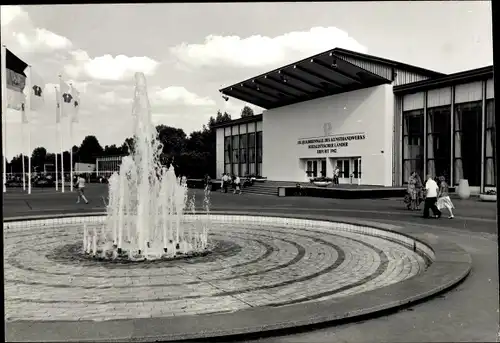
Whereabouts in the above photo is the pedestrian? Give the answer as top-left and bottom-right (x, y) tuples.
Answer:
(333, 166), (340, 185)
(436, 176), (455, 219)
(75, 174), (89, 204)
(233, 175), (242, 194)
(222, 173), (229, 193)
(423, 174), (441, 219)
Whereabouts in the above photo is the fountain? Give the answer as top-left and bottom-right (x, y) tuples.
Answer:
(85, 72), (210, 261)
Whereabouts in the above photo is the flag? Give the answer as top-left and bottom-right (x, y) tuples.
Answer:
(71, 85), (80, 123)
(21, 103), (28, 124)
(3, 48), (28, 111)
(59, 78), (73, 117)
(25, 67), (46, 110)
(55, 87), (61, 124)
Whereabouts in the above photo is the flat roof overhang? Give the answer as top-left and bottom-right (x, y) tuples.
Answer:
(220, 51), (393, 110)
(393, 65), (493, 94)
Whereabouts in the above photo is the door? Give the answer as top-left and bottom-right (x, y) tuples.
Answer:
(312, 161), (318, 177)
(337, 159), (350, 184)
(321, 159), (327, 177)
(352, 158), (362, 184)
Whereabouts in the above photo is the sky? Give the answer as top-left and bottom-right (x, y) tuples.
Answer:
(0, 1), (493, 160)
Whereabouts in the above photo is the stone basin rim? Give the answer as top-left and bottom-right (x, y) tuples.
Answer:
(4, 211), (472, 342)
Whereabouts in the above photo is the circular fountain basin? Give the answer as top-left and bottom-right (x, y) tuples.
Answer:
(4, 213), (471, 342)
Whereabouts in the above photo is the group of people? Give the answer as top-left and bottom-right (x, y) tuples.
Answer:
(220, 173), (242, 194)
(405, 172), (454, 219)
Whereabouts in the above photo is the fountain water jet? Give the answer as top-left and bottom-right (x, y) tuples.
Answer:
(86, 72), (210, 261)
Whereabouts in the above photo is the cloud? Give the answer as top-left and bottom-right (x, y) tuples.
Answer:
(223, 100), (261, 118)
(64, 49), (160, 81)
(170, 26), (367, 69)
(151, 86), (215, 107)
(1, 5), (72, 53)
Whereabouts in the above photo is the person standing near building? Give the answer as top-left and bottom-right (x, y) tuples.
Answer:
(222, 173), (229, 193)
(75, 174), (89, 204)
(233, 175), (242, 194)
(436, 176), (454, 219)
(423, 175), (441, 219)
(333, 166), (340, 185)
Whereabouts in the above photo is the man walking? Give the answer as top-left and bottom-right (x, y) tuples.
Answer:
(423, 174), (441, 219)
(222, 173), (229, 193)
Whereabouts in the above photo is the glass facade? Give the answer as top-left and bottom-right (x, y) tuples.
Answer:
(403, 109), (424, 182)
(484, 99), (495, 186)
(223, 120), (262, 177)
(401, 79), (495, 190)
(427, 105), (451, 182)
(453, 101), (482, 186)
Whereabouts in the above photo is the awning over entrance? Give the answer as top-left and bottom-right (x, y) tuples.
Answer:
(219, 49), (395, 110)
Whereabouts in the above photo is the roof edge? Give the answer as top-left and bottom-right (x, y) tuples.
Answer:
(332, 48), (446, 77)
(219, 47), (446, 94)
(211, 114), (263, 129)
(393, 65), (493, 94)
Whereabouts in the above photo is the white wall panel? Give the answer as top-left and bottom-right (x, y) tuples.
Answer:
(486, 78), (494, 99)
(216, 128), (225, 177)
(256, 121), (263, 132)
(427, 87), (451, 107)
(261, 85), (395, 186)
(455, 81), (482, 104)
(239, 124), (247, 134)
(403, 92), (424, 111)
(224, 127), (231, 136)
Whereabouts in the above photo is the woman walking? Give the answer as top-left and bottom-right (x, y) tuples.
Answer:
(405, 172), (418, 210)
(74, 174), (89, 204)
(436, 176), (454, 219)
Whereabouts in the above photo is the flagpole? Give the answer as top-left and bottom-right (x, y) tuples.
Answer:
(2, 45), (8, 193)
(55, 87), (59, 191)
(58, 76), (65, 193)
(27, 66), (32, 195)
(69, 105), (73, 192)
(21, 120), (25, 190)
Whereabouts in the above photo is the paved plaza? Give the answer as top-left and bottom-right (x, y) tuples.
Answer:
(3, 185), (499, 342)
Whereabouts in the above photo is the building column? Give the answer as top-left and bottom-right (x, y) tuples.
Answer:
(423, 91), (428, 176)
(450, 87), (455, 186)
(480, 80), (487, 193)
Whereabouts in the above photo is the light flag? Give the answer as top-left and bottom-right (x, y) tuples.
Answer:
(4, 48), (28, 111)
(55, 87), (61, 124)
(59, 78), (73, 117)
(24, 67), (46, 111)
(71, 85), (80, 123)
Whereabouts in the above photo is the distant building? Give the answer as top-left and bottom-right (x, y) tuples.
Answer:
(95, 155), (126, 177)
(216, 48), (494, 194)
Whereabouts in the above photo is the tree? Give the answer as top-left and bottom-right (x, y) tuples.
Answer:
(78, 135), (104, 163)
(241, 105), (254, 118)
(31, 147), (47, 171)
(156, 125), (187, 159)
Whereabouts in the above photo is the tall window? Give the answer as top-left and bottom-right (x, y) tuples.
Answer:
(224, 136), (231, 174)
(454, 101), (482, 186)
(248, 132), (256, 175)
(256, 131), (263, 176)
(402, 109), (424, 183)
(239, 134), (247, 176)
(485, 99), (496, 186)
(427, 105), (451, 182)
(232, 135), (239, 175)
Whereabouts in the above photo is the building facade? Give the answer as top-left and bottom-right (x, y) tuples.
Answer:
(216, 48), (495, 192)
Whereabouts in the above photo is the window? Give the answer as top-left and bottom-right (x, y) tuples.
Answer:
(256, 131), (263, 163)
(485, 99), (495, 186)
(427, 105), (451, 183)
(239, 134), (247, 164)
(248, 133), (256, 163)
(224, 136), (231, 165)
(232, 135), (239, 164)
(402, 109), (424, 183)
(454, 101), (482, 186)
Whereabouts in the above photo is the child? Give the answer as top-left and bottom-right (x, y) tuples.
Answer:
(436, 176), (454, 219)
